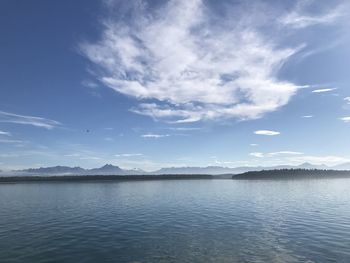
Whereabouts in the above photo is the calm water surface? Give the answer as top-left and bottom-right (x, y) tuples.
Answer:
(1, 179), (350, 262)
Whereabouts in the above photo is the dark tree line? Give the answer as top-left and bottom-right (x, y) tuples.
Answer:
(233, 169), (350, 180)
(0, 174), (212, 183)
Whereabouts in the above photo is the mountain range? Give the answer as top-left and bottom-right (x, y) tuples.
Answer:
(2, 162), (350, 176)
(10, 164), (144, 176)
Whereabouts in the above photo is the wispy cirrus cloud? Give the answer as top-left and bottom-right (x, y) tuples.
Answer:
(79, 156), (101, 160)
(254, 130), (280, 136)
(0, 130), (11, 136)
(81, 0), (344, 123)
(268, 151), (304, 156)
(281, 1), (344, 29)
(141, 134), (170, 138)
(301, 115), (313, 118)
(250, 151), (303, 158)
(63, 150), (103, 161)
(312, 88), (337, 93)
(64, 153), (81, 157)
(248, 151), (349, 166)
(250, 152), (264, 158)
(340, 117), (350, 123)
(0, 111), (61, 129)
(0, 139), (24, 144)
(115, 153), (143, 157)
(167, 127), (201, 131)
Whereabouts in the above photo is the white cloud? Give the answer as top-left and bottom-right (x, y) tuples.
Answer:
(0, 139), (23, 144)
(250, 143), (258, 147)
(0, 111), (61, 129)
(299, 37), (346, 60)
(301, 115), (313, 118)
(81, 0), (339, 122)
(344, 97), (350, 104)
(281, 1), (344, 29)
(268, 151), (303, 156)
(82, 80), (99, 89)
(0, 130), (11, 136)
(340, 117), (350, 123)
(82, 80), (101, 97)
(79, 156), (101, 160)
(250, 151), (303, 158)
(312, 88), (336, 93)
(250, 152), (264, 158)
(167, 127), (201, 131)
(254, 130), (280, 136)
(115, 153), (143, 157)
(141, 134), (170, 138)
(0, 153), (22, 158)
(64, 153), (81, 157)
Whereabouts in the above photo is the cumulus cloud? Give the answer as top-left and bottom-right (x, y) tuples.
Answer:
(0, 111), (60, 129)
(81, 0), (342, 122)
(312, 88), (336, 93)
(254, 130), (280, 136)
(344, 97), (350, 104)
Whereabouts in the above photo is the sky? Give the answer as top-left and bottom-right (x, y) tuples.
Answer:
(1, 0), (350, 171)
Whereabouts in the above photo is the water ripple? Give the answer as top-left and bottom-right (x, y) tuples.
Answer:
(1, 179), (350, 262)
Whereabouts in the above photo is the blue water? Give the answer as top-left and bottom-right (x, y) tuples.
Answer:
(1, 179), (350, 262)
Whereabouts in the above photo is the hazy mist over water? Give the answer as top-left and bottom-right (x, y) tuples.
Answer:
(1, 179), (350, 263)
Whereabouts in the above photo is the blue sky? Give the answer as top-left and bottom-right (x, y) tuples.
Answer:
(1, 0), (350, 171)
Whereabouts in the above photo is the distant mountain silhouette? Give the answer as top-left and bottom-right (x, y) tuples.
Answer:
(87, 164), (124, 175)
(6, 162), (350, 176)
(13, 164), (146, 176)
(154, 166), (235, 175)
(297, 162), (328, 169)
(19, 166), (85, 175)
(153, 163), (330, 175)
